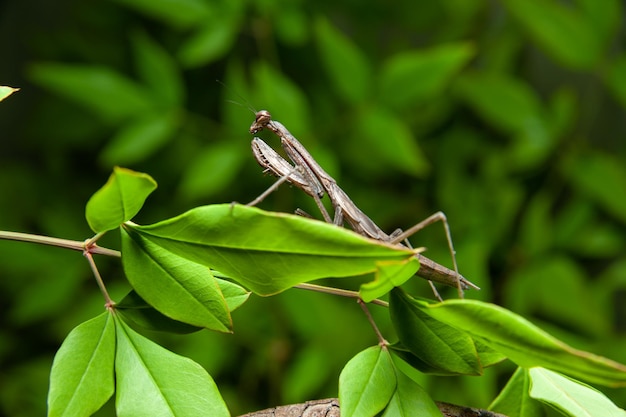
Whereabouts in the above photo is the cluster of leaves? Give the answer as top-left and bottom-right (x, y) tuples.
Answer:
(2, 0), (626, 415)
(40, 167), (625, 416)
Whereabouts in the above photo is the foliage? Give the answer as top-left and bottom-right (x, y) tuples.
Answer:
(1, 0), (626, 416)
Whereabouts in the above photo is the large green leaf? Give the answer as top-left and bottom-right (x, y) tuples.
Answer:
(489, 367), (544, 417)
(423, 299), (626, 387)
(528, 367), (626, 417)
(382, 370), (442, 417)
(114, 316), (229, 417)
(85, 167), (157, 233)
(314, 17), (371, 103)
(121, 228), (234, 332)
(48, 312), (115, 417)
(379, 42), (474, 109)
(389, 289), (481, 375)
(116, 291), (204, 334)
(339, 346), (396, 417)
(124, 204), (418, 295)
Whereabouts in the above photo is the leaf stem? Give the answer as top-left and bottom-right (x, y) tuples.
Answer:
(83, 250), (114, 308)
(358, 298), (388, 347)
(0, 230), (120, 257)
(294, 283), (389, 307)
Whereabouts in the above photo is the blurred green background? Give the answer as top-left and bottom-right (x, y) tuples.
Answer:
(1, 0), (626, 415)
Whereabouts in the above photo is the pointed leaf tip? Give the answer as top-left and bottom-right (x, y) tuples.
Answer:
(86, 167), (157, 233)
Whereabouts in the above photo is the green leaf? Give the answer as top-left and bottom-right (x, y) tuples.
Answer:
(28, 63), (154, 124)
(124, 204), (418, 295)
(116, 291), (204, 334)
(564, 152), (626, 224)
(114, 316), (230, 417)
(379, 42), (474, 109)
(178, 141), (247, 201)
(389, 290), (481, 375)
(215, 275), (250, 312)
(252, 62), (311, 135)
(339, 346), (396, 417)
(132, 30), (184, 107)
(48, 312), (115, 417)
(606, 54), (626, 109)
(110, 0), (212, 29)
(489, 367), (544, 417)
(423, 299), (626, 387)
(354, 107), (430, 177)
(382, 370), (442, 417)
(529, 367), (626, 417)
(85, 167), (157, 233)
(0, 86), (19, 102)
(360, 257), (420, 303)
(455, 72), (547, 136)
(99, 111), (179, 166)
(501, 0), (603, 69)
(178, 20), (239, 68)
(314, 17), (372, 103)
(121, 228), (234, 332)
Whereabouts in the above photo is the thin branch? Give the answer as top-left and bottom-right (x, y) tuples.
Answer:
(295, 283), (388, 307)
(0, 230), (120, 257)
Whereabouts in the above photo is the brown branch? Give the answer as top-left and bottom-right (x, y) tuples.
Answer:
(236, 398), (509, 417)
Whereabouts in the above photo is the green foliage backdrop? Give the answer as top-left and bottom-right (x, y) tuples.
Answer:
(1, 0), (625, 415)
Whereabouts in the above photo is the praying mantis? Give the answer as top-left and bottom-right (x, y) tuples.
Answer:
(248, 110), (479, 298)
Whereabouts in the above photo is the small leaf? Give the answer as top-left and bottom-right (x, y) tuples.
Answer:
(355, 107), (430, 177)
(0, 86), (19, 102)
(132, 30), (184, 107)
(529, 367), (626, 417)
(606, 54), (626, 109)
(382, 370), (442, 417)
(28, 63), (154, 124)
(85, 167), (157, 233)
(116, 291), (203, 334)
(110, 0), (212, 29)
(389, 289), (481, 375)
(424, 299), (626, 387)
(379, 43), (474, 109)
(48, 313), (115, 417)
(178, 141), (247, 201)
(99, 111), (179, 166)
(360, 257), (420, 303)
(114, 316), (230, 417)
(489, 367), (543, 417)
(125, 204), (417, 295)
(252, 62), (310, 135)
(178, 20), (239, 68)
(339, 346), (396, 417)
(501, 0), (602, 69)
(565, 151), (626, 224)
(314, 17), (371, 103)
(121, 228), (233, 332)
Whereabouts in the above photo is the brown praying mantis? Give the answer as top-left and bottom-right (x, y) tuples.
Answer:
(248, 110), (479, 298)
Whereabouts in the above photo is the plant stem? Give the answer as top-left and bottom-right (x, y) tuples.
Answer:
(83, 250), (114, 307)
(0, 230), (120, 257)
(295, 283), (389, 307)
(358, 298), (388, 347)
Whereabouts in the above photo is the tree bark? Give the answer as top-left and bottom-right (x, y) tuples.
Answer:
(236, 398), (509, 417)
